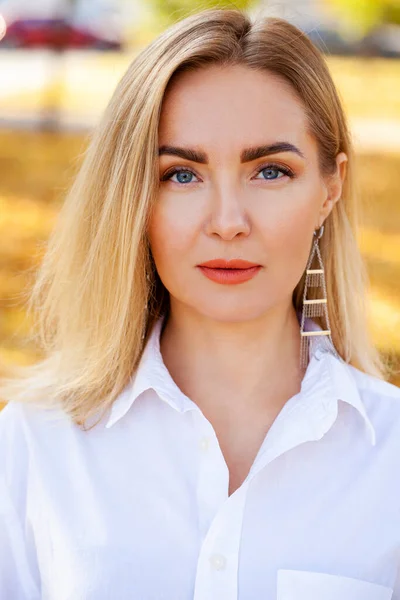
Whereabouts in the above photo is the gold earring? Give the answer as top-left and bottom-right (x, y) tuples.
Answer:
(299, 224), (341, 369)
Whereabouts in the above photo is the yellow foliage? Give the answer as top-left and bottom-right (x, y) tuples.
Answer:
(0, 131), (399, 386)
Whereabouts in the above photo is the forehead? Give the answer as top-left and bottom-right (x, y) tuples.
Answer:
(159, 64), (312, 155)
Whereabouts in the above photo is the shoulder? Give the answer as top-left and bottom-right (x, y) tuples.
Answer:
(0, 400), (86, 508)
(0, 399), (70, 439)
(0, 400), (75, 472)
(0, 399), (109, 470)
(0, 402), (43, 597)
(347, 364), (400, 436)
(0, 401), (28, 454)
(348, 365), (400, 402)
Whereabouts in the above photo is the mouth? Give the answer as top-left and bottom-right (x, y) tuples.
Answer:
(196, 259), (262, 285)
(197, 259), (261, 269)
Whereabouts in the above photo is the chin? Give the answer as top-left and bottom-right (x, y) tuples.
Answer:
(189, 301), (271, 323)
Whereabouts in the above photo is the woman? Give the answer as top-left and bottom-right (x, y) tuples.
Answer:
(0, 7), (399, 599)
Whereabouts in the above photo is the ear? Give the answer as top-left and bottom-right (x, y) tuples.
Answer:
(316, 152), (348, 229)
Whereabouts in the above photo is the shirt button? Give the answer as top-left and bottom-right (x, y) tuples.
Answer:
(209, 553), (226, 571)
(199, 436), (211, 452)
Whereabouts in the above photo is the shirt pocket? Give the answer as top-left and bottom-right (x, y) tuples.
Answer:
(277, 569), (393, 600)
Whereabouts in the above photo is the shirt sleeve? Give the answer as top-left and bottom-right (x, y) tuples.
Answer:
(0, 402), (41, 599)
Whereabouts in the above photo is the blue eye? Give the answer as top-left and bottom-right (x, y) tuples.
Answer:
(161, 163), (294, 185)
(163, 169), (198, 184)
(255, 165), (292, 180)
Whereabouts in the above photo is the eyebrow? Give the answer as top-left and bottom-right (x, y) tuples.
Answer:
(158, 142), (305, 163)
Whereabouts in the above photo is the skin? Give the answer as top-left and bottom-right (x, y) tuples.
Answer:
(148, 64), (347, 495)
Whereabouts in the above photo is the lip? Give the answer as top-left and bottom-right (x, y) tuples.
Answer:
(196, 258), (262, 285)
(198, 259), (261, 269)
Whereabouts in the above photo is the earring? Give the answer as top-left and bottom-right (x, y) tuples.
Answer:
(299, 224), (341, 369)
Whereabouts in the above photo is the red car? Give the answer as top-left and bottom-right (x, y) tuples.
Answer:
(0, 17), (122, 50)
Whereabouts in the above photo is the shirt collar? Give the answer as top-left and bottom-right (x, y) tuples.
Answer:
(105, 314), (376, 446)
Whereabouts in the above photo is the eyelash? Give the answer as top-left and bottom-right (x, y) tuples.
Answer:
(160, 163), (295, 184)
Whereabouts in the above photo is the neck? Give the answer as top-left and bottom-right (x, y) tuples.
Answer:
(159, 300), (303, 417)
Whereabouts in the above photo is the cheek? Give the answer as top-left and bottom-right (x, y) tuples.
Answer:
(260, 187), (320, 287)
(147, 198), (198, 277)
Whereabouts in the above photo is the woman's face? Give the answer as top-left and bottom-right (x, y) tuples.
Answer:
(148, 64), (346, 322)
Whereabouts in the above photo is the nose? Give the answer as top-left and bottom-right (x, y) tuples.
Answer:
(205, 182), (251, 240)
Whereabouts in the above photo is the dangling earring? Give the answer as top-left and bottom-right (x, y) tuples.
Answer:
(300, 224), (341, 369)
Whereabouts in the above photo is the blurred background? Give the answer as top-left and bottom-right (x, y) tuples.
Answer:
(0, 0), (399, 405)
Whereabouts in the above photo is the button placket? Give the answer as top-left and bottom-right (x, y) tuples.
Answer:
(193, 411), (229, 538)
(194, 480), (250, 600)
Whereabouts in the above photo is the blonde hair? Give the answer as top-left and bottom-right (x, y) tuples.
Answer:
(0, 8), (394, 429)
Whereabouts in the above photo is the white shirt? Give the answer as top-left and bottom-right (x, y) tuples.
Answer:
(1, 314), (400, 600)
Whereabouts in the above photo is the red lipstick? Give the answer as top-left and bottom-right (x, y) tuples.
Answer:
(197, 259), (262, 285)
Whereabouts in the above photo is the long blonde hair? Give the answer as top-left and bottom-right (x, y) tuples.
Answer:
(0, 8), (393, 429)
